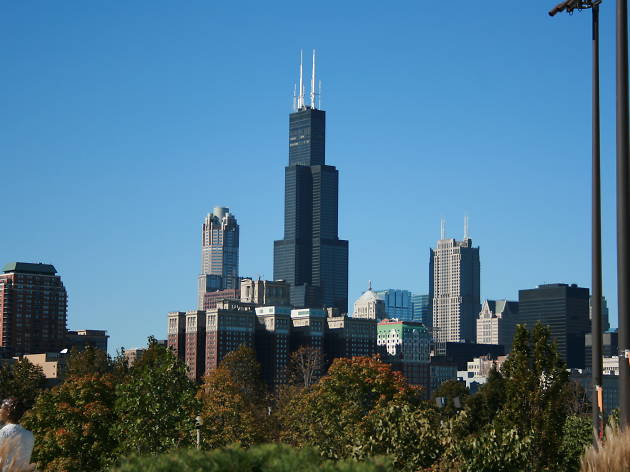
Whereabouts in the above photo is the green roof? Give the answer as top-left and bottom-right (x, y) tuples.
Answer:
(2, 262), (57, 275)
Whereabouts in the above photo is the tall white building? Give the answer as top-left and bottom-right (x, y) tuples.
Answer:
(430, 219), (480, 343)
(197, 207), (239, 308)
(476, 299), (519, 348)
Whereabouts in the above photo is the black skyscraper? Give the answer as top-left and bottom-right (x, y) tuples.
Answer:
(274, 105), (349, 313)
(515, 283), (590, 368)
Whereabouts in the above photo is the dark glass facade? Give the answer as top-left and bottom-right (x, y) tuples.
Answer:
(274, 107), (349, 313)
(515, 283), (590, 368)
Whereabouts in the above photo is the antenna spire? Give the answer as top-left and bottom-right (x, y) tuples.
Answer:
(464, 216), (469, 240)
(293, 83), (297, 112)
(310, 49), (317, 108)
(298, 50), (304, 109)
(440, 218), (446, 240)
(368, 280), (372, 291)
(318, 79), (322, 109)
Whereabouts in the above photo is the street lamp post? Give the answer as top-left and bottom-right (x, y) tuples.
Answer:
(548, 0), (604, 441)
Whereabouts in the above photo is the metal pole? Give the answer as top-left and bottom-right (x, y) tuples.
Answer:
(591, 3), (604, 442)
(617, 0), (630, 429)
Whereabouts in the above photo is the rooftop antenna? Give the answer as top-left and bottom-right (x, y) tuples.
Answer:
(292, 83), (297, 112)
(318, 79), (322, 109)
(464, 216), (469, 240)
(440, 218), (446, 240)
(298, 50), (304, 109)
(310, 49), (317, 109)
(368, 280), (372, 291)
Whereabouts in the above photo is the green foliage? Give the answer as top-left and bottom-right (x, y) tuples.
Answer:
(351, 401), (443, 471)
(278, 356), (422, 460)
(111, 444), (394, 472)
(112, 337), (199, 456)
(497, 323), (569, 471)
(22, 373), (117, 472)
(432, 379), (469, 418)
(463, 367), (506, 432)
(0, 358), (46, 409)
(451, 425), (533, 472)
(559, 415), (593, 472)
(198, 346), (270, 449)
(65, 346), (111, 377)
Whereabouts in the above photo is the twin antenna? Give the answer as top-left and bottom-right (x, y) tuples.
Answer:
(439, 217), (470, 240)
(293, 49), (321, 111)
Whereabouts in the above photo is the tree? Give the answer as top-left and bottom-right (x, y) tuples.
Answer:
(278, 356), (422, 460)
(22, 373), (118, 472)
(0, 359), (46, 409)
(497, 323), (570, 471)
(558, 415), (592, 472)
(432, 379), (469, 418)
(287, 346), (325, 388)
(198, 345), (270, 449)
(65, 346), (111, 377)
(351, 401), (443, 471)
(464, 367), (506, 432)
(112, 337), (199, 456)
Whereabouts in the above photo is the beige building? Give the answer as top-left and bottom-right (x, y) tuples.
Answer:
(476, 299), (519, 349)
(19, 353), (66, 380)
(240, 278), (290, 306)
(352, 282), (386, 320)
(124, 348), (146, 366)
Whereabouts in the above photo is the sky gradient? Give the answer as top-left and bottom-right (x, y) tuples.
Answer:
(1, 1), (624, 353)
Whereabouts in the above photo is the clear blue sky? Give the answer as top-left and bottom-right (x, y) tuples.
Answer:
(1, 1), (623, 353)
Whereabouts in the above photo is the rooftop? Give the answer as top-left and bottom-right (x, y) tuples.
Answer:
(2, 262), (57, 275)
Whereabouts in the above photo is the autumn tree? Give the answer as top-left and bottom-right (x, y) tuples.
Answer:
(0, 358), (46, 409)
(65, 346), (111, 377)
(198, 345), (270, 449)
(278, 356), (422, 460)
(112, 337), (198, 456)
(22, 373), (118, 472)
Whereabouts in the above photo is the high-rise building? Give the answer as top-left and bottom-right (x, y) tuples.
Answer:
(590, 295), (610, 333)
(240, 278), (290, 307)
(515, 283), (590, 368)
(185, 310), (206, 381)
(64, 330), (109, 353)
(198, 207), (239, 309)
(411, 293), (431, 326)
(202, 288), (241, 311)
(352, 282), (386, 320)
(326, 313), (377, 361)
(476, 299), (519, 349)
(273, 53), (349, 313)
(374, 289), (413, 321)
(430, 221), (481, 343)
(377, 319), (431, 391)
(255, 306), (292, 388)
(0, 262), (68, 356)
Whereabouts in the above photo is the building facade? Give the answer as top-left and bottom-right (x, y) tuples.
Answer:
(590, 295), (610, 333)
(64, 330), (109, 353)
(411, 293), (431, 326)
(240, 278), (290, 307)
(273, 74), (349, 313)
(585, 331), (618, 369)
(476, 299), (519, 349)
(326, 314), (377, 361)
(374, 289), (413, 321)
(352, 283), (386, 320)
(515, 283), (590, 368)
(255, 306), (292, 388)
(0, 262), (68, 356)
(377, 319), (431, 391)
(202, 288), (241, 311)
(430, 229), (480, 343)
(198, 207), (240, 308)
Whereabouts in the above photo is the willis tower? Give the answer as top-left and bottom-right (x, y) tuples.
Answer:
(274, 51), (349, 313)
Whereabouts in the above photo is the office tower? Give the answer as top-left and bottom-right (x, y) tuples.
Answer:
(255, 306), (292, 388)
(202, 288), (241, 311)
(326, 314), (377, 361)
(0, 262), (68, 356)
(273, 52), (349, 313)
(64, 330), (109, 353)
(377, 319), (431, 391)
(198, 207), (239, 309)
(515, 283), (590, 368)
(167, 311), (187, 362)
(430, 220), (481, 343)
(374, 289), (413, 321)
(585, 331), (618, 369)
(240, 278), (290, 306)
(185, 310), (206, 381)
(476, 299), (519, 349)
(411, 293), (432, 326)
(352, 282), (386, 320)
(590, 295), (610, 333)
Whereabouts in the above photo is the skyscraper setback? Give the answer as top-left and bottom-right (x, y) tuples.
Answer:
(198, 207), (239, 309)
(430, 219), (481, 343)
(274, 52), (349, 313)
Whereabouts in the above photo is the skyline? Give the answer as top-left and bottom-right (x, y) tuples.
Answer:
(2, 2), (621, 353)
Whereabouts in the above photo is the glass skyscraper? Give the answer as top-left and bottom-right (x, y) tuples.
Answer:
(273, 103), (348, 313)
(411, 293), (432, 326)
(374, 289), (413, 321)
